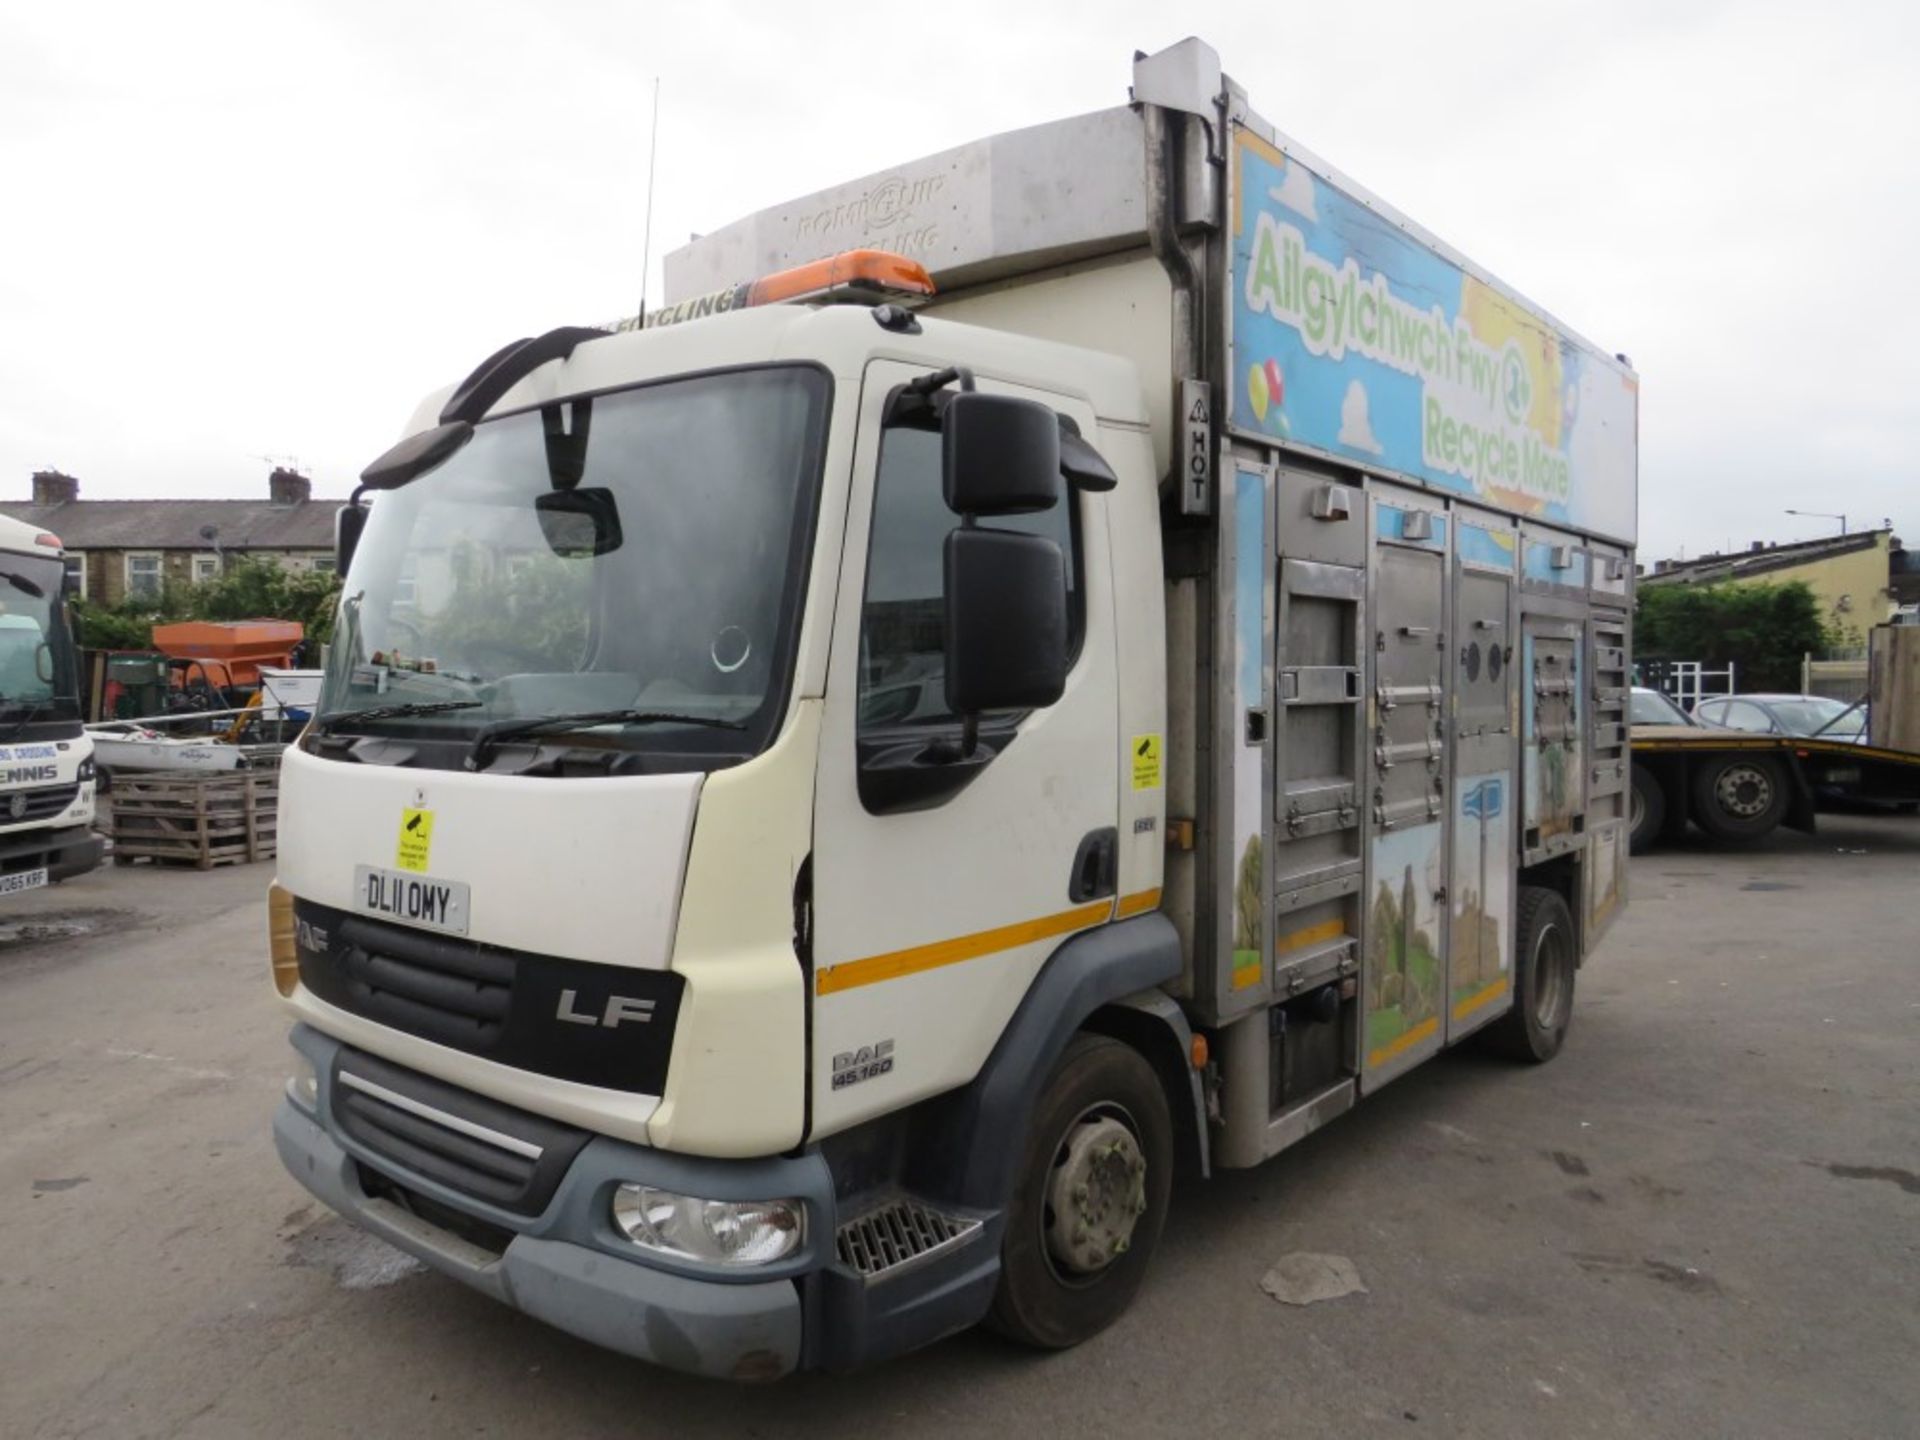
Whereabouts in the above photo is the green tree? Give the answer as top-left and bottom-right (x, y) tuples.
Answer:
(1635, 579), (1834, 692)
(71, 557), (341, 653)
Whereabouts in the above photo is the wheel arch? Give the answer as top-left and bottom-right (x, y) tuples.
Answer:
(1080, 992), (1210, 1183)
(922, 913), (1196, 1213)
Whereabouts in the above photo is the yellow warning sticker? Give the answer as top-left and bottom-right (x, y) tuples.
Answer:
(1130, 733), (1162, 790)
(396, 808), (434, 872)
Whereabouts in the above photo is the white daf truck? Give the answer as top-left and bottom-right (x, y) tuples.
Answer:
(0, 515), (102, 893)
(270, 39), (1638, 1379)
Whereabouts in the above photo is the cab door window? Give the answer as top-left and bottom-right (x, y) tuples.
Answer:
(857, 422), (1080, 732)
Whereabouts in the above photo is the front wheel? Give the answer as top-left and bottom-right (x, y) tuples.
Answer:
(985, 1034), (1172, 1349)
(1480, 886), (1577, 1063)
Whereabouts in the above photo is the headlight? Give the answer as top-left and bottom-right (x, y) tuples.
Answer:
(286, 1050), (318, 1111)
(611, 1185), (804, 1267)
(77, 757), (95, 783)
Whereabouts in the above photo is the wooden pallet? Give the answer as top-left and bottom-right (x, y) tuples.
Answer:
(107, 765), (280, 869)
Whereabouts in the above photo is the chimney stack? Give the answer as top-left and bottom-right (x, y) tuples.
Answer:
(1750, 540), (1765, 552)
(31, 470), (79, 507)
(269, 466), (312, 506)
(1654, 559), (1673, 573)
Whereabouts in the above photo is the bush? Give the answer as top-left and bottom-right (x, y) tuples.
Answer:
(72, 557), (341, 654)
(1635, 580), (1834, 692)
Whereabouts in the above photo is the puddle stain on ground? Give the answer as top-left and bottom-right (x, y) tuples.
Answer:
(1814, 1162), (1920, 1196)
(32, 1176), (89, 1193)
(0, 909), (125, 948)
(1549, 1150), (1591, 1177)
(1571, 1252), (1721, 1295)
(284, 1216), (426, 1290)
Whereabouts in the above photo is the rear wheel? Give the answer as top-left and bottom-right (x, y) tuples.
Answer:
(1480, 886), (1576, 1063)
(1628, 763), (1665, 854)
(985, 1034), (1172, 1349)
(1690, 754), (1787, 842)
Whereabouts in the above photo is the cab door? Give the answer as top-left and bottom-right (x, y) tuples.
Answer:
(809, 359), (1120, 1137)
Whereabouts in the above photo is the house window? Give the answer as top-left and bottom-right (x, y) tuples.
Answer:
(125, 553), (163, 602)
(63, 554), (87, 600)
(193, 554), (221, 584)
(308, 555), (334, 575)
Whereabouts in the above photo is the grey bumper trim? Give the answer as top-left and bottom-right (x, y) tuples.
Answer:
(273, 1099), (802, 1379)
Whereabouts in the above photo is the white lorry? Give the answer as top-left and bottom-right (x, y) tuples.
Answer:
(270, 39), (1638, 1378)
(0, 515), (102, 893)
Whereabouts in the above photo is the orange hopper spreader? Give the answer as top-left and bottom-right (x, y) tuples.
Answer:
(148, 619), (304, 690)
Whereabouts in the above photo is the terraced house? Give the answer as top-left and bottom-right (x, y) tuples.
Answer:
(1, 467), (340, 605)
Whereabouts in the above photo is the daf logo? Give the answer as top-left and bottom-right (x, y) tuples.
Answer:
(555, 988), (656, 1029)
(7, 793), (24, 820)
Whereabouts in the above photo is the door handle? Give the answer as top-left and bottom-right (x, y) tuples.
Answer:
(1068, 827), (1119, 903)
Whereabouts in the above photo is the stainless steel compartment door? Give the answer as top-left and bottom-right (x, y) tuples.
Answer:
(1522, 622), (1585, 858)
(1447, 522), (1518, 1041)
(1271, 558), (1364, 1005)
(1364, 498), (1449, 1089)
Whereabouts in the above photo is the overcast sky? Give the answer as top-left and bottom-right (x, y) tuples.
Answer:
(3, 1), (1914, 559)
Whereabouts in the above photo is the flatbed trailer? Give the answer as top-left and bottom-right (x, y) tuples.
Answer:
(1630, 729), (1920, 850)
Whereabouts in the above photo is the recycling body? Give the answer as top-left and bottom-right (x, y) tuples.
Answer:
(270, 39), (1640, 1379)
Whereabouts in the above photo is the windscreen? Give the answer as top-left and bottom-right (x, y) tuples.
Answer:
(1629, 688), (1691, 727)
(1769, 697), (1865, 738)
(0, 551), (81, 724)
(319, 366), (830, 768)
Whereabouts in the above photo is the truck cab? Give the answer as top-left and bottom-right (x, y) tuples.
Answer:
(0, 516), (102, 893)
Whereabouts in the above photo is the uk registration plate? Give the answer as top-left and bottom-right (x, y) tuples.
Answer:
(0, 867), (49, 896)
(353, 865), (470, 936)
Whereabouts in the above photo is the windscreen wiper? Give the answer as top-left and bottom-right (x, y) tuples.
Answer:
(465, 709), (746, 771)
(311, 700), (483, 736)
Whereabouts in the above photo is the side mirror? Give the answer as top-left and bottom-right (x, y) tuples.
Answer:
(535, 488), (623, 559)
(944, 528), (1067, 715)
(335, 503), (368, 576)
(942, 391), (1061, 515)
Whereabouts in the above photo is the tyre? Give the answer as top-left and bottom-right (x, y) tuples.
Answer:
(1628, 763), (1665, 855)
(1689, 753), (1787, 842)
(1480, 886), (1577, 1064)
(985, 1033), (1173, 1349)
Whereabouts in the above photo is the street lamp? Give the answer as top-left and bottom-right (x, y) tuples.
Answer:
(1784, 508), (1848, 535)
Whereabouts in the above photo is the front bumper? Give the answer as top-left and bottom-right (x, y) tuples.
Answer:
(274, 1099), (802, 1379)
(275, 1024), (1001, 1379)
(0, 822), (103, 883)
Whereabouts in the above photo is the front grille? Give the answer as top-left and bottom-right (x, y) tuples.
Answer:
(331, 1046), (590, 1218)
(4, 783), (77, 822)
(836, 1199), (983, 1279)
(294, 900), (686, 1095)
(358, 1165), (516, 1257)
(337, 915), (514, 1051)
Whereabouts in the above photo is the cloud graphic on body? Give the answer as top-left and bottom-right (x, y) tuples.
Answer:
(1267, 161), (1317, 222)
(1338, 379), (1384, 455)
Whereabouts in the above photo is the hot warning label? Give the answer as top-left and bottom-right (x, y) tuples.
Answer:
(395, 808), (434, 872)
(1131, 734), (1162, 790)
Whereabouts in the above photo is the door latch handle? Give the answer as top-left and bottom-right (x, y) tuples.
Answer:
(1067, 827), (1119, 903)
